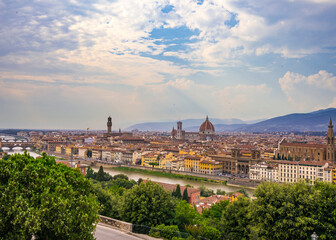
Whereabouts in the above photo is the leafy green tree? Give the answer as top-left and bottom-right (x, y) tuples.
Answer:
(313, 181), (336, 239)
(149, 224), (181, 240)
(202, 200), (229, 224)
(2, 153), (10, 160)
(199, 185), (214, 197)
(173, 200), (200, 231)
(86, 150), (92, 158)
(112, 174), (129, 180)
(182, 188), (189, 202)
(0, 153), (99, 240)
(216, 189), (226, 195)
(249, 181), (336, 240)
(185, 225), (221, 240)
(220, 197), (251, 240)
(149, 162), (159, 169)
(137, 178), (143, 184)
(119, 181), (176, 227)
(91, 183), (121, 219)
(237, 188), (249, 198)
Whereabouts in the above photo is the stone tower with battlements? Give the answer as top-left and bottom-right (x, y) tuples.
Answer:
(327, 118), (335, 162)
(107, 116), (112, 133)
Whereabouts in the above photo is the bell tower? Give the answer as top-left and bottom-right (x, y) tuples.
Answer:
(107, 116), (112, 134)
(326, 118), (335, 162)
(176, 121), (182, 140)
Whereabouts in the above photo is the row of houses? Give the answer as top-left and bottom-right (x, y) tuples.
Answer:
(250, 161), (336, 183)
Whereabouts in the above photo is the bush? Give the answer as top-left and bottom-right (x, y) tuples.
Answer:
(149, 224), (181, 240)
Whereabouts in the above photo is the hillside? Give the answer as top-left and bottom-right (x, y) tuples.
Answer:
(240, 108), (336, 132)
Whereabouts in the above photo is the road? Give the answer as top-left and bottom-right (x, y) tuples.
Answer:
(94, 224), (143, 240)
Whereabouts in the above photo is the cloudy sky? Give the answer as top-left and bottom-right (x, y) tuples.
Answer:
(1, 0), (336, 130)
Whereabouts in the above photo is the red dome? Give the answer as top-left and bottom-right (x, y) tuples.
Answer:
(199, 116), (215, 132)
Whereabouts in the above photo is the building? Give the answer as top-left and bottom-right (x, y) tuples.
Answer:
(297, 161), (329, 183)
(199, 158), (223, 175)
(210, 149), (260, 177)
(278, 160), (330, 183)
(107, 116), (112, 133)
(277, 119), (336, 162)
(333, 167), (336, 184)
(172, 116), (215, 141)
(92, 149), (102, 160)
(184, 156), (202, 172)
(141, 153), (160, 167)
(250, 162), (279, 182)
(327, 118), (335, 161)
(199, 116), (215, 140)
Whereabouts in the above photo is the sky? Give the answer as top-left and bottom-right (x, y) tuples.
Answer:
(1, 0), (336, 130)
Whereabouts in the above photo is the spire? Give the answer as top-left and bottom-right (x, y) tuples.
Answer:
(206, 115), (208, 120)
(329, 117), (333, 127)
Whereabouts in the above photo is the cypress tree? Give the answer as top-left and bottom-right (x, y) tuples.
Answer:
(175, 184), (181, 199)
(182, 187), (189, 202)
(96, 166), (105, 181)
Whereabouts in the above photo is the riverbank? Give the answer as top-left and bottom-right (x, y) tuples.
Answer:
(112, 166), (228, 185)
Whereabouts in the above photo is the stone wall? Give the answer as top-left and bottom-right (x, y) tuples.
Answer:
(100, 215), (133, 232)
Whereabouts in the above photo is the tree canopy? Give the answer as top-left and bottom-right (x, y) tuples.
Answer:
(119, 181), (176, 227)
(0, 152), (99, 240)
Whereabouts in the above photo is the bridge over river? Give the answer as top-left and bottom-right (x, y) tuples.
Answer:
(0, 140), (34, 150)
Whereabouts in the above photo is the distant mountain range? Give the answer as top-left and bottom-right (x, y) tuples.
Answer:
(125, 108), (336, 132)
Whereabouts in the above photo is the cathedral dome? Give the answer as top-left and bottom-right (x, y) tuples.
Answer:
(199, 116), (215, 133)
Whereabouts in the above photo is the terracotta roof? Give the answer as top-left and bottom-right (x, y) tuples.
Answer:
(199, 116), (215, 132)
(281, 142), (326, 148)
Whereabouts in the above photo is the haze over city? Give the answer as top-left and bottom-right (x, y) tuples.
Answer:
(1, 0), (336, 129)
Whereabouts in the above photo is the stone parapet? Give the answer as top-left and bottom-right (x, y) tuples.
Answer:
(100, 215), (133, 232)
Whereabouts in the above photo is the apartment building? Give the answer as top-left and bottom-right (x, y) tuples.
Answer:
(250, 162), (279, 182)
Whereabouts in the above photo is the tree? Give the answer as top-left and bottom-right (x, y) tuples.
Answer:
(216, 189), (226, 195)
(95, 166), (112, 181)
(182, 188), (189, 202)
(173, 184), (182, 199)
(186, 225), (221, 240)
(249, 181), (336, 240)
(199, 185), (214, 197)
(202, 200), (229, 223)
(86, 166), (96, 179)
(173, 200), (200, 231)
(149, 224), (181, 240)
(86, 150), (92, 158)
(0, 153), (99, 240)
(149, 162), (159, 169)
(220, 197), (251, 240)
(91, 183), (121, 219)
(119, 181), (176, 227)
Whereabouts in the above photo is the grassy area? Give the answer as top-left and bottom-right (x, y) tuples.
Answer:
(112, 166), (227, 185)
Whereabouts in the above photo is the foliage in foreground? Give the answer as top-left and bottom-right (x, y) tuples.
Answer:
(0, 153), (100, 240)
(90, 166), (336, 240)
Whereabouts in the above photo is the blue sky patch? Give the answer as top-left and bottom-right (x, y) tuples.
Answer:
(225, 12), (239, 28)
(161, 5), (174, 13)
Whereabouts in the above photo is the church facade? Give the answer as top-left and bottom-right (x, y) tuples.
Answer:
(277, 119), (336, 163)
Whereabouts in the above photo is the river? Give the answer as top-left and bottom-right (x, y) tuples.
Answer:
(92, 166), (255, 197)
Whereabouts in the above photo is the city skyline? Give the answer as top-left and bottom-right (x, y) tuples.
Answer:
(1, 0), (336, 129)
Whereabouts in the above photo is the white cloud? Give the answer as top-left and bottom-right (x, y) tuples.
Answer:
(279, 70), (336, 111)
